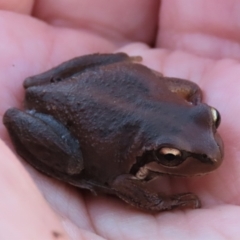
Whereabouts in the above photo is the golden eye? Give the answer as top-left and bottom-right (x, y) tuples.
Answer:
(156, 148), (183, 167)
(160, 148), (181, 156)
(211, 107), (221, 129)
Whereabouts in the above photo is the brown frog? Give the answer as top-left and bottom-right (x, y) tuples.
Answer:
(3, 53), (223, 211)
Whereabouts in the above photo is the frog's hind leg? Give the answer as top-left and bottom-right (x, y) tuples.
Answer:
(3, 108), (83, 181)
(24, 52), (135, 88)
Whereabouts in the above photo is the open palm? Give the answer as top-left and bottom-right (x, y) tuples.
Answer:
(0, 1), (239, 239)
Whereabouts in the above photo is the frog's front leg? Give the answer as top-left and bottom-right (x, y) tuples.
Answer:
(112, 175), (201, 211)
(3, 108), (83, 180)
(24, 53), (134, 88)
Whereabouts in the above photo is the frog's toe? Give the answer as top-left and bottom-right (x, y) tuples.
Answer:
(3, 108), (84, 177)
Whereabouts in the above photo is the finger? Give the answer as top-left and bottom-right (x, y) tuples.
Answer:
(0, 0), (33, 14)
(0, 140), (70, 239)
(157, 0), (240, 59)
(32, 0), (159, 45)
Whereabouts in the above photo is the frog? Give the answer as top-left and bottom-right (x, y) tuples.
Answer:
(3, 52), (223, 211)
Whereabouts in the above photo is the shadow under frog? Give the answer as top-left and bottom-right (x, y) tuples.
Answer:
(3, 53), (224, 211)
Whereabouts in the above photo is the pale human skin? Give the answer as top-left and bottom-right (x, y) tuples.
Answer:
(0, 0), (240, 239)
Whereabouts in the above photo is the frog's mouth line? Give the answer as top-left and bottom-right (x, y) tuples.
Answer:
(136, 167), (209, 181)
(149, 171), (210, 178)
(130, 149), (216, 180)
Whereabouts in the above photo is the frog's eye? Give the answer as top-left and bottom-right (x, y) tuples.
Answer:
(211, 107), (221, 129)
(155, 147), (183, 167)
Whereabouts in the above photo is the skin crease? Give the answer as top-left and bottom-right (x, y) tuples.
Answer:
(0, 0), (240, 239)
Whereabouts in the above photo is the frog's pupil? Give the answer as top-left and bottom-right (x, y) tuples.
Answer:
(164, 154), (176, 161)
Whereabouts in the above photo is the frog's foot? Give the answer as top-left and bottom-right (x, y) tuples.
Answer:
(164, 192), (201, 210)
(3, 108), (83, 178)
(112, 174), (201, 211)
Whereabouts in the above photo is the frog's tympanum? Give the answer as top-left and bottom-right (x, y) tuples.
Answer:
(3, 53), (223, 211)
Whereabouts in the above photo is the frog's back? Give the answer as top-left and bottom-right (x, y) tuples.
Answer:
(72, 62), (173, 106)
(25, 62), (184, 139)
(24, 62), (185, 182)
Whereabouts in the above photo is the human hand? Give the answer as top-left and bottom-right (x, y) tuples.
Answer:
(0, 1), (239, 239)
